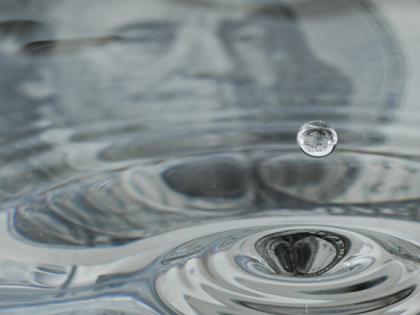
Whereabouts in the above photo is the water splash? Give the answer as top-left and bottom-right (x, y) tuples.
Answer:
(150, 217), (420, 315)
(0, 0), (416, 314)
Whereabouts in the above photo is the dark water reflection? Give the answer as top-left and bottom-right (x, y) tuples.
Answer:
(0, 0), (418, 314)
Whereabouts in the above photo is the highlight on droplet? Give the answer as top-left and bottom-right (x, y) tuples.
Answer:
(297, 120), (338, 157)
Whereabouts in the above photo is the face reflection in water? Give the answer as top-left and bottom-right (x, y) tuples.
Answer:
(39, 0), (350, 125)
(3, 1), (420, 314)
(10, 0), (357, 245)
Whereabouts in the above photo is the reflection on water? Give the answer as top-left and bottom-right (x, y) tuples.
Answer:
(0, 0), (418, 314)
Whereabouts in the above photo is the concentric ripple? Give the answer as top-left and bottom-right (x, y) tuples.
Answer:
(152, 217), (420, 315)
(0, 0), (418, 314)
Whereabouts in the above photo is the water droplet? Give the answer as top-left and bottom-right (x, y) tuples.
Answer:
(297, 120), (338, 157)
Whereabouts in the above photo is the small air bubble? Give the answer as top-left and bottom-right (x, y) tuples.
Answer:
(297, 120), (338, 158)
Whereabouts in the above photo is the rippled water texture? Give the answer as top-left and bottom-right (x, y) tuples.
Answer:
(1, 0), (420, 314)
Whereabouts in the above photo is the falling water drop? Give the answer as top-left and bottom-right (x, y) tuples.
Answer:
(297, 120), (338, 157)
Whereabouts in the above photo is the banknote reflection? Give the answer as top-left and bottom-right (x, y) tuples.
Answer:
(32, 0), (351, 124)
(9, 0), (359, 246)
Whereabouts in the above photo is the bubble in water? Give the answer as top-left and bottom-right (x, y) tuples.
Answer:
(297, 120), (338, 157)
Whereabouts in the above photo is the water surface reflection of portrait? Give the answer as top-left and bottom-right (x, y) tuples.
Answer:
(39, 0), (351, 125)
(13, 0), (355, 246)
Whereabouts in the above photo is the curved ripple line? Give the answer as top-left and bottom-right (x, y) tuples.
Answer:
(152, 220), (420, 314)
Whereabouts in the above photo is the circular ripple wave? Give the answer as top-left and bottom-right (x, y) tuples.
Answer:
(151, 216), (420, 315)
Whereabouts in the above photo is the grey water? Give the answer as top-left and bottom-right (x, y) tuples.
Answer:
(0, 0), (420, 314)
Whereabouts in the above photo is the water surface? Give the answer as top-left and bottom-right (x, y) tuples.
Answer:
(0, 0), (419, 314)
